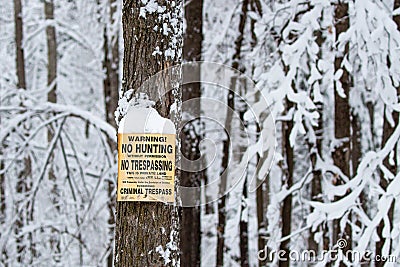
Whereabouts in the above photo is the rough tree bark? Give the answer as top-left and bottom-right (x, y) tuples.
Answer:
(102, 0), (119, 266)
(216, 0), (249, 265)
(113, 1), (182, 266)
(376, 0), (400, 265)
(332, 1), (352, 262)
(180, 0), (203, 265)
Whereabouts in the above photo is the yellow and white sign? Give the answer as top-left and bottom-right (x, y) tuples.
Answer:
(117, 133), (176, 202)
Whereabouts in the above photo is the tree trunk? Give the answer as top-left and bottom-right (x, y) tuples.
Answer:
(103, 0), (119, 133)
(332, 1), (352, 262)
(216, 0), (249, 265)
(45, 0), (60, 261)
(237, 79), (249, 267)
(279, 98), (293, 267)
(14, 0), (26, 91)
(308, 99), (325, 252)
(247, 1), (269, 266)
(180, 0), (203, 265)
(216, 78), (234, 267)
(113, 1), (182, 266)
(239, 175), (249, 267)
(308, 22), (329, 254)
(13, 0), (34, 264)
(102, 0), (119, 266)
(45, 0), (57, 105)
(375, 0), (400, 265)
(256, 178), (268, 267)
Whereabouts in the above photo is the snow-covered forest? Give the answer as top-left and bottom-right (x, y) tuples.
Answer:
(0, 0), (399, 266)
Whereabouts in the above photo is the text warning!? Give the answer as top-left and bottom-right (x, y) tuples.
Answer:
(117, 133), (176, 202)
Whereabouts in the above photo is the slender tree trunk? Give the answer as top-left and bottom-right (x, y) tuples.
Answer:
(256, 178), (268, 267)
(308, 99), (324, 252)
(279, 98), (293, 267)
(113, 1), (182, 266)
(308, 22), (329, 254)
(276, 7), (308, 266)
(216, 78), (234, 267)
(239, 169), (249, 267)
(13, 0), (34, 264)
(102, 0), (119, 266)
(375, 1), (400, 264)
(237, 79), (249, 267)
(103, 0), (119, 133)
(45, 0), (57, 105)
(332, 1), (352, 263)
(45, 0), (60, 261)
(255, 117), (270, 265)
(180, 0), (203, 265)
(216, 0), (249, 265)
(247, 1), (270, 266)
(14, 0), (26, 90)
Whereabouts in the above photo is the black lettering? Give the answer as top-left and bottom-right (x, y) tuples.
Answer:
(122, 143), (132, 153)
(121, 160), (129, 170)
(167, 145), (172, 153)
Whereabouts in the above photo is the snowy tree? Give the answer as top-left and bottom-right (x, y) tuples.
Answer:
(99, 0), (121, 265)
(113, 0), (182, 266)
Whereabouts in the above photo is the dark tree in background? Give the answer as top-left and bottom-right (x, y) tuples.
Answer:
(308, 7), (328, 255)
(13, 0), (33, 264)
(44, 0), (61, 262)
(180, 0), (203, 266)
(376, 0), (400, 265)
(279, 97), (293, 267)
(332, 2), (352, 261)
(216, 0), (249, 266)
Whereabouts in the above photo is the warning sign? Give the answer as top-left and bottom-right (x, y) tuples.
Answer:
(117, 133), (176, 202)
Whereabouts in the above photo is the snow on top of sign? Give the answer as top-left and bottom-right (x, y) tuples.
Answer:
(118, 106), (175, 134)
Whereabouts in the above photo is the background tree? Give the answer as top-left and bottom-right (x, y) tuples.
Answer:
(13, 0), (34, 264)
(376, 0), (400, 264)
(332, 2), (352, 258)
(180, 0), (203, 265)
(101, 0), (120, 265)
(44, 0), (61, 261)
(215, 1), (249, 266)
